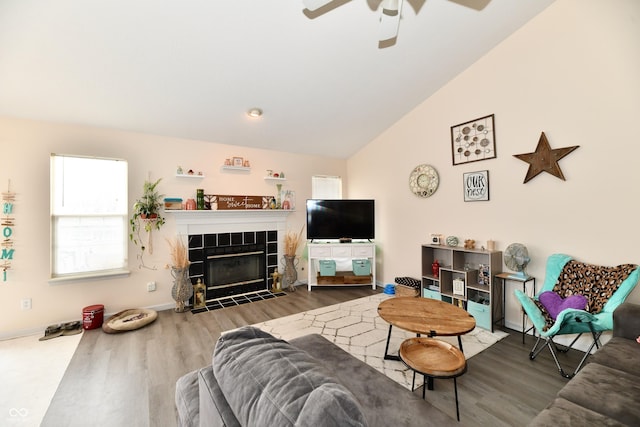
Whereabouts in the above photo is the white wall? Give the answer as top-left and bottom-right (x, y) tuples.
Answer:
(348, 0), (640, 332)
(0, 117), (347, 337)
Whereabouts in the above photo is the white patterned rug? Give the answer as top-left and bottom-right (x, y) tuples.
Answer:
(251, 293), (509, 390)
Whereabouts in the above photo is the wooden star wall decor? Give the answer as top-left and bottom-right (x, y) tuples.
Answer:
(514, 132), (579, 183)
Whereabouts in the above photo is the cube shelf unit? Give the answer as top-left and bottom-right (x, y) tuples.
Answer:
(421, 244), (502, 331)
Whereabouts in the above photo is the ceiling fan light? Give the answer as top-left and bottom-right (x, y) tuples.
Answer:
(247, 108), (263, 118)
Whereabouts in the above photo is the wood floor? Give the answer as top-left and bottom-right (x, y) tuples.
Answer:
(42, 287), (584, 427)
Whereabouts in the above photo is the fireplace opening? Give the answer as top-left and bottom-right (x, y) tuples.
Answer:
(204, 243), (266, 299)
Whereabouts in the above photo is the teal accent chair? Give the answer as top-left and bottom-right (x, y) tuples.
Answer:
(515, 253), (639, 378)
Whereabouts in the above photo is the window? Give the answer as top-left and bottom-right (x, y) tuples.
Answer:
(50, 154), (128, 280)
(312, 175), (342, 199)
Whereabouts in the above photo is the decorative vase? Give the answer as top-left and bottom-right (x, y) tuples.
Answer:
(281, 255), (299, 292)
(275, 184), (282, 209)
(432, 259), (440, 278)
(171, 267), (193, 312)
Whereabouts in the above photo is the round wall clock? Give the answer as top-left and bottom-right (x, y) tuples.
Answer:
(409, 164), (439, 198)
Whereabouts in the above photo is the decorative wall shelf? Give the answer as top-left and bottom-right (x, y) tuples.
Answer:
(264, 177), (286, 182)
(175, 173), (205, 178)
(221, 165), (251, 172)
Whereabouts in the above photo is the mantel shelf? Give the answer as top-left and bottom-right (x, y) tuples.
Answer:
(264, 177), (287, 182)
(168, 209), (294, 217)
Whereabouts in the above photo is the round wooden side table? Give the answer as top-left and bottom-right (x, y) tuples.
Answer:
(399, 337), (467, 422)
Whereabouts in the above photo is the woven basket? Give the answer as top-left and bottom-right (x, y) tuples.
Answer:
(395, 284), (419, 297)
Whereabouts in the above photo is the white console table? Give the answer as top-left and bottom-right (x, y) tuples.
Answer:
(307, 242), (376, 291)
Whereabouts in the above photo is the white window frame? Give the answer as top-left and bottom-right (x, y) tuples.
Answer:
(50, 154), (129, 283)
(312, 175), (342, 199)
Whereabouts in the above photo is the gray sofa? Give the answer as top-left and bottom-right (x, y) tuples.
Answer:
(529, 302), (640, 426)
(175, 326), (456, 426)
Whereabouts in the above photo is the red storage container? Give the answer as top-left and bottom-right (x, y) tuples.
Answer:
(82, 304), (105, 330)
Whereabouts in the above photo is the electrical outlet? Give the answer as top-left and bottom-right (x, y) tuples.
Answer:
(147, 281), (156, 292)
(21, 298), (32, 310)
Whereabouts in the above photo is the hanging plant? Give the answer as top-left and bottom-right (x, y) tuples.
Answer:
(130, 178), (166, 267)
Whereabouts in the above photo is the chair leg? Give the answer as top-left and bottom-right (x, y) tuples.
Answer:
(539, 330), (602, 379)
(529, 336), (547, 360)
(556, 333), (583, 354)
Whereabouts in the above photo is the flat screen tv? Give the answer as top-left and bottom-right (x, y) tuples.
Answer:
(306, 199), (375, 241)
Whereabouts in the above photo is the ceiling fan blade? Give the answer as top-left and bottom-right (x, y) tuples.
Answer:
(303, 0), (335, 11)
(379, 0), (403, 41)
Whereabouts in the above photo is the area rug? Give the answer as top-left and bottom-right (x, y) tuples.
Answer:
(251, 293), (509, 390)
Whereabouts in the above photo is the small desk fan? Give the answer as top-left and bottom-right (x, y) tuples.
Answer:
(504, 243), (531, 279)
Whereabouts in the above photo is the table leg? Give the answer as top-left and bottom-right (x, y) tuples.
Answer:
(458, 335), (464, 353)
(383, 324), (400, 361)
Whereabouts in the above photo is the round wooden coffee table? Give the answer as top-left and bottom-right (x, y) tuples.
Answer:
(400, 337), (467, 421)
(377, 297), (476, 360)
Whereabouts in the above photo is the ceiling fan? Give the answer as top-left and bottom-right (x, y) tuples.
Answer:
(303, 0), (405, 45)
(303, 0), (490, 47)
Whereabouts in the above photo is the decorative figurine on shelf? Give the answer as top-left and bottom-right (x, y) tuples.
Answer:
(432, 259), (440, 278)
(177, 166), (183, 174)
(464, 239), (476, 249)
(271, 269), (282, 291)
(193, 278), (206, 309)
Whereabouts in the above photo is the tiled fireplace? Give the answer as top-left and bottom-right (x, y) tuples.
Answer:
(173, 210), (291, 302)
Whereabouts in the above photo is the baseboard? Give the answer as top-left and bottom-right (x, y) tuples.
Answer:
(0, 302), (177, 341)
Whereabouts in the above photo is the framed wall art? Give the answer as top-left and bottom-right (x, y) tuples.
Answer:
(463, 170), (489, 202)
(451, 114), (496, 165)
(232, 157), (244, 167)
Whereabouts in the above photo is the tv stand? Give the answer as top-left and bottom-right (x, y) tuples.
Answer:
(307, 242), (376, 291)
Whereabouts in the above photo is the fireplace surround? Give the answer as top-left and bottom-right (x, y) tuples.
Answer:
(172, 210), (291, 303)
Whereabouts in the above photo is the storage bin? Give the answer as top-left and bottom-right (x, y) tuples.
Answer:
(318, 260), (336, 276)
(423, 288), (441, 300)
(352, 259), (371, 276)
(82, 304), (105, 330)
(467, 300), (491, 331)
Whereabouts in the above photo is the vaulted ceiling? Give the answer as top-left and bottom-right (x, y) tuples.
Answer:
(0, 0), (554, 158)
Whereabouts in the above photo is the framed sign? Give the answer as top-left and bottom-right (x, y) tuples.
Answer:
(209, 195), (272, 210)
(451, 114), (496, 165)
(463, 170), (489, 202)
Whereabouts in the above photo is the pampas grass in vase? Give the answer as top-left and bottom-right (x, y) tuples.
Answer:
(282, 225), (305, 291)
(167, 236), (192, 312)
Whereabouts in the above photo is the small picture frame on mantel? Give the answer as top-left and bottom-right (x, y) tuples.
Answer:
(463, 170), (490, 202)
(232, 157), (244, 167)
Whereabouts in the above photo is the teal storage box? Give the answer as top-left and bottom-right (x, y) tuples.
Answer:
(423, 288), (441, 300)
(422, 288), (441, 300)
(467, 300), (492, 331)
(318, 260), (336, 276)
(352, 259), (371, 276)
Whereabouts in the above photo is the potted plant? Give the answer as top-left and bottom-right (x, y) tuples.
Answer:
(130, 178), (166, 259)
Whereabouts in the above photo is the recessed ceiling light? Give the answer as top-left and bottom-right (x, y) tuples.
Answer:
(247, 108), (263, 118)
